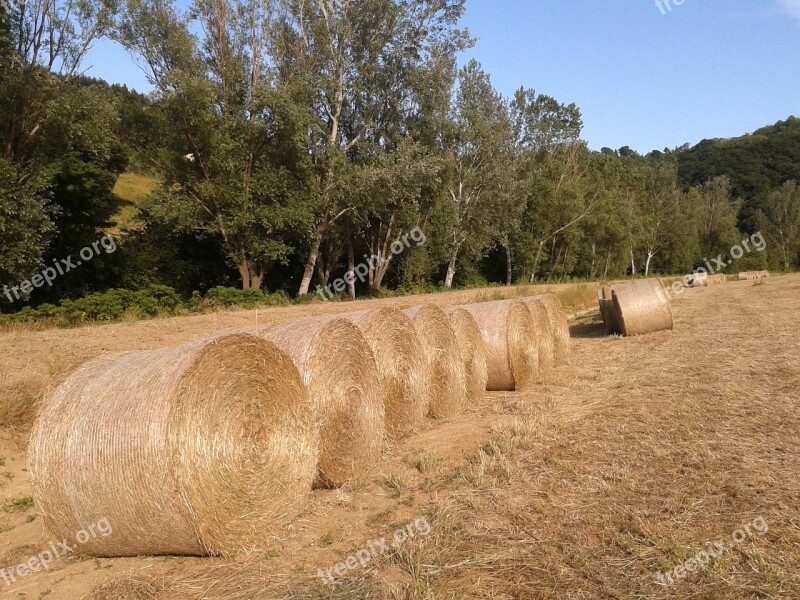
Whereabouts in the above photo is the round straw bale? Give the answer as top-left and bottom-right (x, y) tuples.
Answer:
(460, 299), (538, 391)
(610, 281), (674, 337)
(738, 272), (749, 281)
(445, 307), (489, 404)
(332, 308), (429, 437)
(404, 305), (468, 419)
(519, 297), (556, 373)
(29, 334), (317, 558)
(252, 318), (385, 487)
(533, 294), (571, 364)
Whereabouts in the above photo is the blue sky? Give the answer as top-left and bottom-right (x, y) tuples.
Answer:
(85, 0), (800, 153)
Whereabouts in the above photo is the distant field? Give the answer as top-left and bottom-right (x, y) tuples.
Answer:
(1, 276), (798, 599)
(108, 172), (159, 234)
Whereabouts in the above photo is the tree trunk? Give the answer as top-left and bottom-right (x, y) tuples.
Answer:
(602, 252), (611, 281)
(346, 238), (356, 299)
(444, 244), (459, 289)
(644, 250), (655, 276)
(238, 257), (263, 290)
(504, 238), (513, 286)
(557, 244), (570, 283)
(529, 240), (545, 283)
(298, 225), (324, 296)
(548, 246), (563, 282)
(629, 248), (637, 276)
(779, 229), (789, 270)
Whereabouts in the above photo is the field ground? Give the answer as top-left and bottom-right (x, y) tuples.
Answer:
(1, 276), (799, 599)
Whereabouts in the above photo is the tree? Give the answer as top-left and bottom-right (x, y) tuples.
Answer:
(695, 176), (741, 259)
(441, 60), (512, 288)
(270, 0), (470, 295)
(0, 0), (119, 297)
(117, 0), (310, 289)
(759, 181), (800, 270)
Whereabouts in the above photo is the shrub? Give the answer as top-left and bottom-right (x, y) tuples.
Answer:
(204, 287), (290, 309)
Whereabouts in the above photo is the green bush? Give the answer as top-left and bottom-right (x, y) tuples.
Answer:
(203, 287), (290, 309)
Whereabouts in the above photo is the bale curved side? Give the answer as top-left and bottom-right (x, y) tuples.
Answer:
(611, 281), (674, 337)
(337, 308), (429, 437)
(445, 307), (489, 404)
(520, 297), (557, 373)
(534, 294), (571, 364)
(29, 334), (317, 558)
(254, 318), (385, 487)
(405, 305), (468, 419)
(461, 300), (538, 391)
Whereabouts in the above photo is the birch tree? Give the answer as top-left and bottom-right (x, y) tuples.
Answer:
(441, 59), (511, 288)
(270, 0), (469, 294)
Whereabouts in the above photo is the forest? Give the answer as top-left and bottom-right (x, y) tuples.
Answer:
(1, 0), (799, 319)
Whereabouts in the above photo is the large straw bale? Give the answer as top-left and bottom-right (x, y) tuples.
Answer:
(611, 280), (674, 337)
(29, 334), (317, 557)
(533, 294), (571, 364)
(253, 318), (385, 487)
(445, 307), (489, 403)
(404, 305), (467, 419)
(334, 308), (429, 437)
(519, 297), (557, 373)
(460, 300), (538, 391)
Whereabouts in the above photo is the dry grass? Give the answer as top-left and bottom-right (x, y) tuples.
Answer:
(5, 276), (800, 598)
(78, 275), (800, 599)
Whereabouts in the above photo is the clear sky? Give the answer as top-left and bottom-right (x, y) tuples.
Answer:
(84, 0), (800, 154)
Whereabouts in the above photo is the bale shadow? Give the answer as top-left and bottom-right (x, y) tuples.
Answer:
(569, 310), (608, 339)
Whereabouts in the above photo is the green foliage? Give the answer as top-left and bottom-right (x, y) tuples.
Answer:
(203, 287), (289, 309)
(0, 285), (292, 327)
(1, 0), (798, 311)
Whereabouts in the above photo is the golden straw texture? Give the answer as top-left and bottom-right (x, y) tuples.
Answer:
(740, 271), (769, 280)
(611, 281), (674, 337)
(445, 307), (489, 404)
(252, 318), (385, 487)
(520, 297), (557, 374)
(29, 334), (317, 558)
(707, 274), (727, 285)
(461, 300), (538, 391)
(404, 305), (468, 419)
(533, 294), (571, 364)
(333, 308), (429, 437)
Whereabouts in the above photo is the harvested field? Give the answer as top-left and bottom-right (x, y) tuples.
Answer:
(2, 276), (799, 599)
